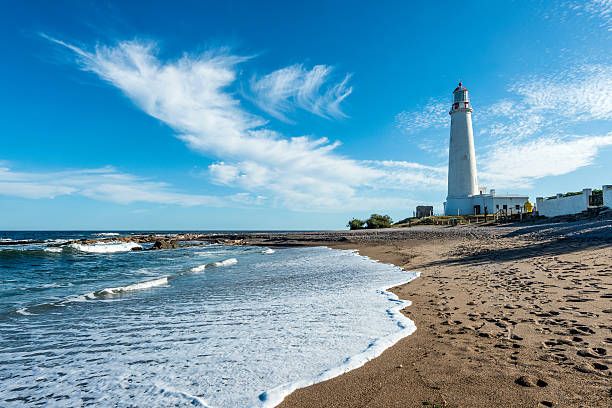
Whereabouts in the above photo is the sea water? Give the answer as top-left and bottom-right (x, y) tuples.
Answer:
(0, 232), (417, 407)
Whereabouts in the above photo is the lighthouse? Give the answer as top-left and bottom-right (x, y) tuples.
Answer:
(448, 83), (478, 197)
(443, 82), (529, 216)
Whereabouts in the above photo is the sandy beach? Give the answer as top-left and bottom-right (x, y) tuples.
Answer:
(228, 218), (612, 407)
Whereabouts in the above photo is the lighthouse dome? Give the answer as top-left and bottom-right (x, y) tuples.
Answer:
(453, 82), (468, 93)
(452, 82), (469, 104)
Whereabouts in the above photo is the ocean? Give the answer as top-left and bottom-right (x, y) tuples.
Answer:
(0, 231), (417, 407)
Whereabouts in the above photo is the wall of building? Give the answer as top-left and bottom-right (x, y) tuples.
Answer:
(416, 206), (434, 218)
(536, 189), (591, 217)
(492, 197), (529, 214)
(603, 185), (612, 208)
(469, 195), (529, 215)
(444, 197), (475, 216)
(446, 195), (529, 215)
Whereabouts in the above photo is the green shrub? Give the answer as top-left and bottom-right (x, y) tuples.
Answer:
(347, 218), (366, 230)
(365, 214), (393, 229)
(348, 214), (394, 229)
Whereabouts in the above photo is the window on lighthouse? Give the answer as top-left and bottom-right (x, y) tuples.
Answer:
(454, 91), (466, 103)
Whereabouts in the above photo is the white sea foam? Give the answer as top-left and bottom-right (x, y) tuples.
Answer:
(69, 241), (142, 253)
(261, 248), (275, 254)
(15, 308), (34, 316)
(44, 277), (171, 306)
(259, 272), (420, 407)
(94, 232), (121, 237)
(153, 383), (212, 407)
(95, 277), (169, 297)
(44, 247), (63, 253)
(211, 258), (238, 267)
(190, 264), (207, 273)
(40, 282), (72, 289)
(2, 246), (419, 408)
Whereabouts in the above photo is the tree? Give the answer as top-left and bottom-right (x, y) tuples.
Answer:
(347, 218), (366, 230)
(365, 214), (393, 229)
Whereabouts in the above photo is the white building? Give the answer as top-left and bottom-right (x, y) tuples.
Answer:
(444, 83), (528, 216)
(536, 186), (610, 217)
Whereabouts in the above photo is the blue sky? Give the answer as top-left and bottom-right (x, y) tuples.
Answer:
(1, 0), (611, 230)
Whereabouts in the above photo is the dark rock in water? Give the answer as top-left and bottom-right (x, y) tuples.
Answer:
(130, 246), (143, 251)
(150, 240), (179, 250)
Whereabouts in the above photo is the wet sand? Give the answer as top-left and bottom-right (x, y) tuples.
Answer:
(243, 220), (612, 407)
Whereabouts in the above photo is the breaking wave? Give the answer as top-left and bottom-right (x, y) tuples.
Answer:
(69, 241), (142, 253)
(211, 258), (238, 267)
(190, 264), (207, 273)
(92, 276), (169, 298)
(13, 256), (239, 316)
(15, 276), (170, 315)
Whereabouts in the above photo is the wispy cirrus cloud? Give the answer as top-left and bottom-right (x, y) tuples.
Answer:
(480, 133), (612, 188)
(512, 64), (612, 122)
(0, 164), (262, 206)
(395, 98), (448, 135)
(248, 64), (352, 122)
(569, 0), (612, 31)
(45, 36), (440, 211)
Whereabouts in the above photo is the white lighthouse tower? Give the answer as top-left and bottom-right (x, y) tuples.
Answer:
(445, 82), (479, 215)
(441, 82), (530, 216)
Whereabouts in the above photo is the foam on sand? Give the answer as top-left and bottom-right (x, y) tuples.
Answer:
(258, 271), (420, 407)
(69, 241), (142, 253)
(211, 258), (238, 267)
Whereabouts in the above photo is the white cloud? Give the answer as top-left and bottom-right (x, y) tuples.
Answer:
(477, 100), (545, 143)
(395, 98), (448, 135)
(248, 64), (352, 122)
(511, 64), (612, 122)
(0, 165), (253, 206)
(571, 0), (612, 31)
(46, 36), (440, 211)
(477, 65), (612, 187)
(480, 133), (612, 188)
